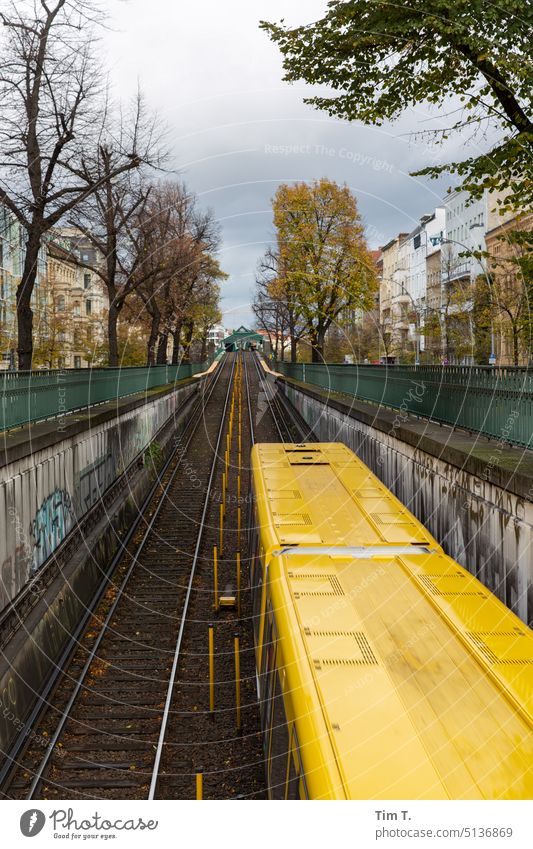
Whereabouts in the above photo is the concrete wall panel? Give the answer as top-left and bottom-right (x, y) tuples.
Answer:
(0, 381), (197, 613)
(281, 381), (533, 627)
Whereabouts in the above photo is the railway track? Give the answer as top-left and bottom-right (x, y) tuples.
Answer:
(2, 355), (235, 800)
(1, 351), (308, 800)
(248, 354), (314, 444)
(151, 352), (312, 799)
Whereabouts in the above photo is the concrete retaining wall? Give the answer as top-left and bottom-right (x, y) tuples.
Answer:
(0, 380), (198, 612)
(0, 377), (201, 758)
(278, 379), (533, 627)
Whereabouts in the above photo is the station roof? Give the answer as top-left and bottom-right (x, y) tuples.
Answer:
(222, 326), (264, 345)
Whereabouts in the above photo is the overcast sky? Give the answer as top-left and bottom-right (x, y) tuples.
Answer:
(103, 0), (491, 329)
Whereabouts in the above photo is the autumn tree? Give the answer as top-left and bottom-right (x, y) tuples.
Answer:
(69, 94), (165, 366)
(151, 190), (222, 365)
(262, 2), (533, 213)
(126, 182), (225, 365)
(254, 248), (305, 362)
(271, 179), (377, 362)
(0, 1), (149, 369)
(180, 276), (222, 363)
(252, 272), (289, 361)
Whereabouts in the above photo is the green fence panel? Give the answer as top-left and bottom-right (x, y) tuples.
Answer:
(274, 361), (533, 448)
(0, 361), (210, 431)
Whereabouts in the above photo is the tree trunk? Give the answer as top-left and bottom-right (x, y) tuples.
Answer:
(513, 325), (519, 366)
(107, 301), (120, 367)
(310, 327), (326, 363)
(171, 323), (182, 364)
(147, 309), (160, 366)
(156, 333), (168, 364)
(200, 331), (208, 363)
(16, 234), (41, 370)
(290, 331), (297, 363)
(181, 320), (194, 363)
(311, 344), (322, 363)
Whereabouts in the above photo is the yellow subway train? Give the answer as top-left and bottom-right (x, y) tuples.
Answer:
(249, 442), (533, 800)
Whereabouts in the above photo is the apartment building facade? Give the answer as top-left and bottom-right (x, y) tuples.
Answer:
(0, 204), (107, 369)
(378, 187), (532, 365)
(0, 205), (48, 368)
(44, 238), (107, 368)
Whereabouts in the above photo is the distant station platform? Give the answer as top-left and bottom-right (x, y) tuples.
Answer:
(223, 326), (268, 352)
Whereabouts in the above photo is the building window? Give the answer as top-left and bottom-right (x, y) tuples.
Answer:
(84, 273), (91, 289)
(57, 295), (65, 312)
(73, 302), (80, 316)
(74, 355), (81, 369)
(413, 234), (421, 249)
(85, 300), (92, 315)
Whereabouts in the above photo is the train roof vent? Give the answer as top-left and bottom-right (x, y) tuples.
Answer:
(309, 631), (378, 668)
(466, 631), (533, 666)
(292, 575), (344, 597)
(268, 489), (302, 499)
(417, 574), (487, 597)
(290, 572), (337, 580)
(274, 512), (312, 527)
(372, 512), (413, 525)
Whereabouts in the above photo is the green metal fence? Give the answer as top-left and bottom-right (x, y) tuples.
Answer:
(274, 361), (533, 448)
(0, 361), (211, 431)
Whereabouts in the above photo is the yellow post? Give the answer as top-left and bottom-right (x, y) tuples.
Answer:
(208, 624), (215, 717)
(234, 632), (242, 733)
(236, 550), (241, 617)
(237, 473), (241, 502)
(213, 546), (219, 611)
(219, 502), (224, 552)
(196, 768), (203, 800)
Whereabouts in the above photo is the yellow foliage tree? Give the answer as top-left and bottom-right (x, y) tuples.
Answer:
(272, 178), (377, 362)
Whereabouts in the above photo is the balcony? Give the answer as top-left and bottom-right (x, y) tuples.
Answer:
(393, 318), (410, 331)
(393, 292), (411, 304)
(442, 262), (471, 283)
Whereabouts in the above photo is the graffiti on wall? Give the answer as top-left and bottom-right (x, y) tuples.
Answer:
(29, 489), (75, 573)
(76, 453), (115, 515)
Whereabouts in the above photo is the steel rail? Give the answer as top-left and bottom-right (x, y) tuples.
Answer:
(251, 353), (292, 442)
(0, 379), (205, 652)
(243, 349), (255, 445)
(148, 355), (237, 798)
(0, 376), (207, 791)
(8, 357), (228, 799)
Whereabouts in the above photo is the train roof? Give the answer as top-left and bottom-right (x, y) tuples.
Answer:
(270, 544), (533, 800)
(251, 442), (436, 548)
(252, 443), (533, 799)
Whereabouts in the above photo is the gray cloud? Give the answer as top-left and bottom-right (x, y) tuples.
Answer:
(103, 0), (498, 328)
